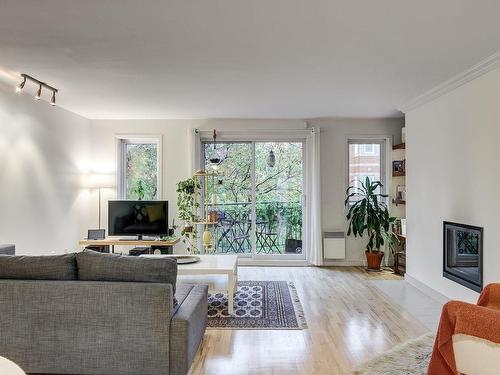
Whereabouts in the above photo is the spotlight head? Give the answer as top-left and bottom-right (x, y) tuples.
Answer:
(34, 84), (42, 100)
(50, 91), (56, 106)
(16, 76), (26, 93)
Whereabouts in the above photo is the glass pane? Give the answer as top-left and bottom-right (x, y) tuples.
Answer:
(125, 143), (158, 200)
(348, 143), (381, 200)
(255, 142), (303, 255)
(204, 142), (252, 254)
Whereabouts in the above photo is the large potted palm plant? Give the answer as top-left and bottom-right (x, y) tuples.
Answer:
(345, 177), (397, 270)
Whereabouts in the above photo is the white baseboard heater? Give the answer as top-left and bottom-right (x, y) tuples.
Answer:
(323, 231), (346, 260)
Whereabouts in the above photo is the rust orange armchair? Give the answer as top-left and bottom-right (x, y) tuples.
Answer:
(428, 284), (500, 375)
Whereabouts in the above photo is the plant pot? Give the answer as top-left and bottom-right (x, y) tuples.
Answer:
(183, 225), (193, 233)
(285, 239), (302, 254)
(365, 251), (384, 270)
(208, 211), (218, 223)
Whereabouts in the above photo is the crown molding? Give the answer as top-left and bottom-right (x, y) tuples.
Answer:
(399, 51), (500, 113)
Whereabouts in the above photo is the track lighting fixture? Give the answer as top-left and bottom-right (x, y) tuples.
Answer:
(15, 73), (58, 106)
(34, 84), (42, 100)
(15, 76), (26, 93)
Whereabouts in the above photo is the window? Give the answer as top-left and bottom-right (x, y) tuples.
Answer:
(347, 139), (386, 202)
(117, 136), (162, 200)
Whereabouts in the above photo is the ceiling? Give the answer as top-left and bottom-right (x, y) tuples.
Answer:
(1, 0), (499, 119)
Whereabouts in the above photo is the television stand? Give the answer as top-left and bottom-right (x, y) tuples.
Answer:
(118, 234), (145, 241)
(79, 238), (179, 254)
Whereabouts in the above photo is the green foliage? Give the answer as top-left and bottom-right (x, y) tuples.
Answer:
(126, 144), (157, 200)
(176, 178), (197, 223)
(205, 142), (303, 204)
(180, 228), (199, 255)
(345, 177), (398, 253)
(133, 180), (145, 200)
(176, 178), (199, 254)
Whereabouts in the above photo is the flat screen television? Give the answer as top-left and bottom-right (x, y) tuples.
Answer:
(108, 200), (168, 239)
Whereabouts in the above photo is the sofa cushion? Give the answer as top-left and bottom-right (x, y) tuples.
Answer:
(0, 254), (78, 280)
(76, 250), (178, 293)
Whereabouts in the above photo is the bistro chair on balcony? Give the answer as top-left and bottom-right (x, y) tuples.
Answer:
(256, 221), (280, 254)
(217, 218), (250, 254)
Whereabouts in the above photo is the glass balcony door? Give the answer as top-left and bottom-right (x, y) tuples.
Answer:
(202, 140), (305, 260)
(253, 141), (304, 259)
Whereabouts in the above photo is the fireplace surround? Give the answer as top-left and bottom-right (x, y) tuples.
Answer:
(443, 221), (483, 292)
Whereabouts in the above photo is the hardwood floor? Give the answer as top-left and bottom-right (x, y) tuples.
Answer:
(189, 266), (428, 375)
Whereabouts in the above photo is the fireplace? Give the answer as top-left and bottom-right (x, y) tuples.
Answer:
(443, 221), (483, 292)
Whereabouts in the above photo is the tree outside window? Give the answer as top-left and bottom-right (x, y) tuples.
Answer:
(118, 137), (161, 200)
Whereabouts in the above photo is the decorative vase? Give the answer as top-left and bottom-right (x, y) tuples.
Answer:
(365, 251), (384, 270)
(203, 230), (213, 247)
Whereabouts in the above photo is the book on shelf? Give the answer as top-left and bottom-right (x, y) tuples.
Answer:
(392, 218), (407, 236)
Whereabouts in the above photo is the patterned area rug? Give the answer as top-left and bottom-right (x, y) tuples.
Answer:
(353, 332), (435, 375)
(207, 281), (307, 329)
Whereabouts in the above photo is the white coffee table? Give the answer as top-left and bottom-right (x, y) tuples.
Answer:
(0, 357), (26, 375)
(141, 254), (238, 314)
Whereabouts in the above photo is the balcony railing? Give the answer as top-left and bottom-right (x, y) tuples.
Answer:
(208, 201), (303, 255)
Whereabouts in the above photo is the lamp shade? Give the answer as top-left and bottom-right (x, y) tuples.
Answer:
(85, 173), (115, 189)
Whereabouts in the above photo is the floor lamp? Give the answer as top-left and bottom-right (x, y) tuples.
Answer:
(87, 173), (114, 229)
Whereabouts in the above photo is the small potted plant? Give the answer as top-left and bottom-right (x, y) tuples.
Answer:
(345, 177), (397, 270)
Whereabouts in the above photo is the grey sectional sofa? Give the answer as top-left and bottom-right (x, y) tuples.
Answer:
(0, 244), (15, 255)
(0, 251), (208, 375)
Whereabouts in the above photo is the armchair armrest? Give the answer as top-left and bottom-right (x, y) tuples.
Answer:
(429, 301), (500, 375)
(477, 283), (500, 310)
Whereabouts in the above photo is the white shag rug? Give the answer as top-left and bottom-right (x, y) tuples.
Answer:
(353, 332), (435, 375)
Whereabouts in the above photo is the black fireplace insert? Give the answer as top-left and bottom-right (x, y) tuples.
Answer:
(443, 221), (483, 292)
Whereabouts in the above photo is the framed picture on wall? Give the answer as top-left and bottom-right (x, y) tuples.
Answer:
(392, 160), (405, 176)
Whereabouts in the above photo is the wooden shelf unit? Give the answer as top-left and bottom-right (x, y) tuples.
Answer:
(391, 134), (406, 276)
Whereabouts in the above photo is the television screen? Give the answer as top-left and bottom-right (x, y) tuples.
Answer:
(108, 200), (168, 237)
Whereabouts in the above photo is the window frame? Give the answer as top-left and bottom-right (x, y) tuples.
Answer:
(115, 134), (163, 200)
(346, 136), (390, 204)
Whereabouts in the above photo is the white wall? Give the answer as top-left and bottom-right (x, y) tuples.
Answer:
(0, 82), (91, 255)
(313, 117), (403, 264)
(406, 66), (500, 302)
(90, 117), (403, 261)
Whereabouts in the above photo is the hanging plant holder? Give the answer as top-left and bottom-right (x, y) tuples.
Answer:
(209, 129), (221, 170)
(267, 150), (276, 167)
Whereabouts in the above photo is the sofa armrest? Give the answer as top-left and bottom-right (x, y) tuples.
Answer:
(170, 284), (208, 375)
(0, 244), (15, 255)
(0, 280), (174, 375)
